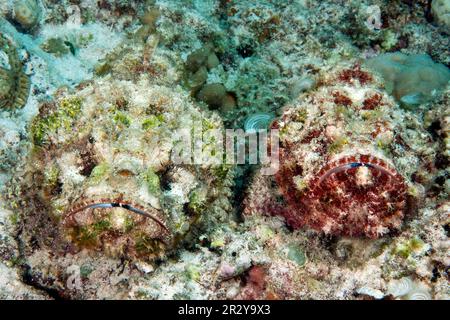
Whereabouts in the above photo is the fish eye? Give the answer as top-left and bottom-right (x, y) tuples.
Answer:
(116, 169), (135, 177)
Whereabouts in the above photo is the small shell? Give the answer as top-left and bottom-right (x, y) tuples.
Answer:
(244, 113), (273, 133)
(387, 277), (414, 297)
(406, 290), (432, 300)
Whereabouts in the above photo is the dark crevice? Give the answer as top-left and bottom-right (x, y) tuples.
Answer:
(14, 222), (63, 299)
(233, 165), (256, 222)
(159, 165), (174, 192)
(21, 264), (64, 300)
(424, 0), (433, 22)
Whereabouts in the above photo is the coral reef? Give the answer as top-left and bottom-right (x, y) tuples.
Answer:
(183, 44), (236, 113)
(0, 15), (123, 87)
(0, 0), (448, 300)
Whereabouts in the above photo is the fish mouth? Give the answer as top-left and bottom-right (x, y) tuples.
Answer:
(66, 201), (169, 232)
(63, 195), (171, 239)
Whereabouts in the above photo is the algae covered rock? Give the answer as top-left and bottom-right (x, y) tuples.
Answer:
(365, 53), (450, 108)
(186, 45), (219, 73)
(196, 83), (237, 112)
(40, 38), (71, 57)
(13, 0), (42, 32)
(432, 0), (450, 29)
(197, 83), (227, 109)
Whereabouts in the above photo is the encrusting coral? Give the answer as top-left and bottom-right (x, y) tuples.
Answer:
(431, 0), (450, 29)
(0, 34), (30, 110)
(183, 44), (236, 113)
(365, 53), (450, 108)
(12, 0), (42, 32)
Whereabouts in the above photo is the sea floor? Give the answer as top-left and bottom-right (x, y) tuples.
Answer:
(0, 0), (449, 300)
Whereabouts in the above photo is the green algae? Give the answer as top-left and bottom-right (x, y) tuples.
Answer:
(41, 38), (70, 57)
(392, 237), (427, 259)
(184, 264), (201, 281)
(44, 165), (60, 188)
(188, 188), (207, 215)
(89, 162), (110, 183)
(72, 219), (112, 247)
(142, 115), (164, 130)
(134, 233), (165, 256)
(31, 97), (83, 146)
(328, 136), (349, 154)
(144, 168), (161, 195)
(113, 111), (131, 127)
